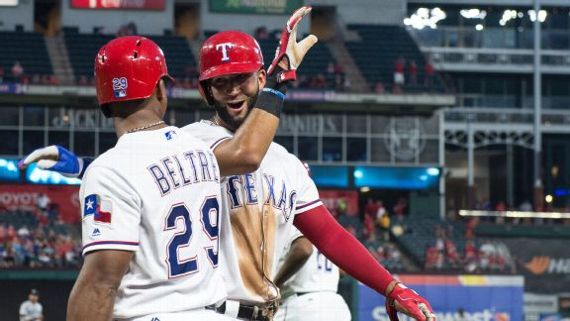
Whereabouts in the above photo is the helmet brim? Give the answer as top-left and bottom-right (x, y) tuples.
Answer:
(199, 62), (262, 81)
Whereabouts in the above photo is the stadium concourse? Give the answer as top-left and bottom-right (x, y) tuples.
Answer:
(1, 1), (570, 321)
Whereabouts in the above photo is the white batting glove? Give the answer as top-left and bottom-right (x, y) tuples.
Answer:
(267, 6), (318, 82)
(18, 145), (85, 178)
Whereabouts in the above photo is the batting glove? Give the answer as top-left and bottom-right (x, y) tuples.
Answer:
(386, 283), (436, 321)
(267, 6), (318, 82)
(18, 145), (89, 178)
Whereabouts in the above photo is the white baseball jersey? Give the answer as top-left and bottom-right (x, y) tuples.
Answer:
(80, 126), (226, 319)
(183, 120), (323, 304)
(279, 228), (340, 294)
(274, 228), (351, 321)
(19, 300), (42, 321)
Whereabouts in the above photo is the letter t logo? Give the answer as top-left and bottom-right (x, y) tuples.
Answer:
(215, 43), (234, 62)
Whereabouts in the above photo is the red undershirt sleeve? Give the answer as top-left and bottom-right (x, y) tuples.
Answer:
(293, 204), (395, 295)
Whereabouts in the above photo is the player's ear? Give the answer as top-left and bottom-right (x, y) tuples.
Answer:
(156, 79), (167, 101)
(257, 68), (267, 89)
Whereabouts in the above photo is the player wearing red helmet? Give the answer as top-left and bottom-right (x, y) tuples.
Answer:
(66, 36), (241, 321)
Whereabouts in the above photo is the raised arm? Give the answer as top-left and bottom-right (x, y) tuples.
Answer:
(213, 6), (317, 176)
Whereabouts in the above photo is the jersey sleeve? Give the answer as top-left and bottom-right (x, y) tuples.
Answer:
(182, 121), (232, 150)
(291, 157), (323, 216)
(80, 165), (142, 256)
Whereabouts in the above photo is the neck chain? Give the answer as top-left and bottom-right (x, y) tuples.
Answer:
(126, 120), (165, 133)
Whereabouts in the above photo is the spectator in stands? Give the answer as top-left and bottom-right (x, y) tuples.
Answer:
(379, 212), (391, 242)
(375, 200), (386, 222)
(365, 198), (379, 219)
(407, 60), (417, 85)
(445, 238), (460, 268)
(255, 26), (269, 39)
(78, 75), (89, 86)
(36, 194), (50, 217)
(519, 200), (532, 212)
(393, 56), (405, 92)
(424, 58), (435, 88)
(393, 197), (408, 218)
(11, 61), (24, 81)
(375, 81), (385, 94)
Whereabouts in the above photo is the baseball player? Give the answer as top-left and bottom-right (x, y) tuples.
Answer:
(20, 7), (434, 321)
(19, 289), (43, 321)
(273, 234), (351, 321)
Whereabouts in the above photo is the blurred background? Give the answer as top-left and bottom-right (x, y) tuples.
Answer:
(0, 0), (569, 320)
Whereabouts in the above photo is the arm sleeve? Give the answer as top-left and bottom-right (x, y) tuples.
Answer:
(293, 204), (395, 295)
(291, 158), (323, 216)
(80, 166), (142, 255)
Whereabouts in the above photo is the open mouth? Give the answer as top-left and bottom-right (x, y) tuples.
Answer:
(227, 101), (245, 110)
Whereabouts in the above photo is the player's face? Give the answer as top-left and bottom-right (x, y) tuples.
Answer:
(29, 294), (38, 303)
(210, 69), (266, 131)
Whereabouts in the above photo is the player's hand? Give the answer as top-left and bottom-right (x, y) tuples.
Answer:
(18, 145), (84, 178)
(267, 6), (318, 82)
(386, 282), (436, 321)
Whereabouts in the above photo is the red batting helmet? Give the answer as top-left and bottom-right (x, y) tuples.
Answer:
(198, 30), (264, 105)
(95, 36), (173, 115)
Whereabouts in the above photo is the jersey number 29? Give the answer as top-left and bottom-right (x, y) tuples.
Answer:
(164, 196), (220, 278)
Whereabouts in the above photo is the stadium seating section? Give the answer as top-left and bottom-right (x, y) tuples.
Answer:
(63, 27), (197, 81)
(0, 31), (53, 82)
(346, 24), (444, 92)
(257, 36), (335, 81)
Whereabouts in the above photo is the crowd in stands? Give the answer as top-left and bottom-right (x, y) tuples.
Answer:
(375, 56), (436, 94)
(423, 218), (516, 273)
(329, 197), (408, 271)
(0, 222), (81, 269)
(0, 196), (82, 269)
(0, 61), (59, 86)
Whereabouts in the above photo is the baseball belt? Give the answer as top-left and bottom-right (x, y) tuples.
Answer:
(207, 300), (278, 321)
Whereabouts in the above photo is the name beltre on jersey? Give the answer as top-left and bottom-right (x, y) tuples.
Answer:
(147, 149), (219, 197)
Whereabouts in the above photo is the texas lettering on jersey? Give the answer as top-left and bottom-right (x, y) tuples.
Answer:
(225, 173), (297, 221)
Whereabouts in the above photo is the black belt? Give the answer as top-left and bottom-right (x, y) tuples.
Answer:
(295, 292), (311, 297)
(206, 300), (276, 321)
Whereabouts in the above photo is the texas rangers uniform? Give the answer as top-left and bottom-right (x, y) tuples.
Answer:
(80, 126), (233, 321)
(183, 120), (323, 306)
(274, 228), (352, 321)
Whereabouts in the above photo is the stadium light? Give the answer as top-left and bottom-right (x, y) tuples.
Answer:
(545, 194), (553, 203)
(353, 169), (363, 179)
(403, 7), (447, 30)
(460, 9), (487, 19)
(528, 9), (548, 22)
(499, 9), (519, 26)
(459, 209), (570, 219)
(360, 186), (371, 193)
(475, 24), (484, 31)
(427, 167), (440, 176)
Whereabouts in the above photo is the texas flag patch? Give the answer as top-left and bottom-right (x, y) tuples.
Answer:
(84, 194), (112, 224)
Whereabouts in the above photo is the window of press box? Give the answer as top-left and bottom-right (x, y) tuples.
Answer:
(23, 130), (45, 155)
(0, 106), (19, 126)
(48, 131), (70, 150)
(73, 131), (95, 157)
(298, 136), (318, 161)
(322, 137), (342, 162)
(23, 106), (45, 126)
(0, 130), (18, 155)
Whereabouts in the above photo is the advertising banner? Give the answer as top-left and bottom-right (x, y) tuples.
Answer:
(0, 184), (80, 223)
(209, 0), (303, 15)
(71, 0), (165, 10)
(494, 238), (570, 293)
(358, 275), (524, 321)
